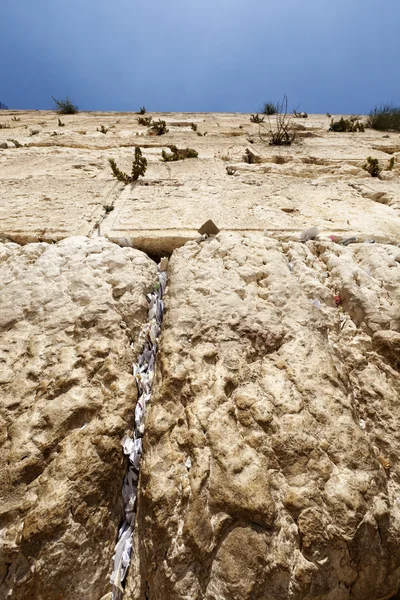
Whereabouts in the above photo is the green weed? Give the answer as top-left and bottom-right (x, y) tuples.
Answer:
(367, 102), (400, 131)
(137, 116), (152, 126)
(150, 120), (168, 135)
(161, 146), (198, 161)
(363, 156), (381, 177)
(329, 117), (365, 132)
(250, 114), (265, 123)
(263, 102), (277, 115)
(109, 147), (147, 183)
(52, 96), (78, 114)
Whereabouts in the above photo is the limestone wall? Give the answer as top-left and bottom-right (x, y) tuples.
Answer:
(0, 110), (400, 599)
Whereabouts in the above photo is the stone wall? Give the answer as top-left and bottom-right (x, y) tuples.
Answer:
(1, 110), (400, 600)
(127, 233), (400, 600)
(0, 237), (156, 599)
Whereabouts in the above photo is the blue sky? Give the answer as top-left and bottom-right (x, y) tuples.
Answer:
(1, 0), (399, 113)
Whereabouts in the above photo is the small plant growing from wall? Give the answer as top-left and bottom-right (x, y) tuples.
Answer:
(0, 123), (10, 129)
(137, 116), (152, 126)
(52, 96), (78, 114)
(191, 123), (198, 131)
(260, 95), (296, 146)
(109, 147), (147, 183)
(30, 129), (40, 136)
(367, 102), (400, 131)
(329, 117), (364, 132)
(263, 102), (277, 115)
(243, 148), (262, 163)
(97, 125), (108, 134)
(363, 156), (381, 178)
(250, 114), (265, 123)
(138, 106), (146, 115)
(58, 118), (65, 127)
(161, 146), (198, 161)
(11, 116), (20, 122)
(388, 157), (395, 171)
(149, 119), (169, 135)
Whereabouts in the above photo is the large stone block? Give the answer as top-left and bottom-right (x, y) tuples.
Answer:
(0, 236), (156, 599)
(127, 233), (400, 600)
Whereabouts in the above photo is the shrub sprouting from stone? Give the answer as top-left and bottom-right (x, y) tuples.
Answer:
(161, 146), (198, 162)
(138, 116), (152, 126)
(260, 95), (296, 146)
(138, 106), (146, 115)
(108, 147), (147, 183)
(191, 123), (198, 131)
(363, 156), (381, 178)
(263, 102), (277, 115)
(329, 117), (365, 132)
(149, 119), (169, 135)
(367, 102), (400, 131)
(250, 114), (265, 123)
(97, 125), (108, 134)
(388, 157), (395, 171)
(52, 96), (78, 114)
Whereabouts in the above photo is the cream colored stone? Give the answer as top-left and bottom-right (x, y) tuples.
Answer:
(1, 111), (400, 251)
(2, 109), (400, 600)
(127, 232), (400, 600)
(0, 237), (156, 599)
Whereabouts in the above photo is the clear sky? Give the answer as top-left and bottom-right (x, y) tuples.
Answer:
(2, 0), (399, 114)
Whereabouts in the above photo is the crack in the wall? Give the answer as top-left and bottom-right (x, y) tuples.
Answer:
(110, 257), (168, 599)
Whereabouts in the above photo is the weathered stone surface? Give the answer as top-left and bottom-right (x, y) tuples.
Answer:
(0, 146), (122, 244)
(2, 110), (400, 599)
(128, 233), (400, 600)
(1, 111), (400, 252)
(0, 237), (157, 599)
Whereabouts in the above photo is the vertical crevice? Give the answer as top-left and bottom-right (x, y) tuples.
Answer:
(110, 256), (169, 599)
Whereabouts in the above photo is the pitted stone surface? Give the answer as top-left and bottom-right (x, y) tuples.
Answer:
(1, 111), (400, 251)
(0, 236), (157, 600)
(127, 233), (400, 600)
(2, 109), (400, 600)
